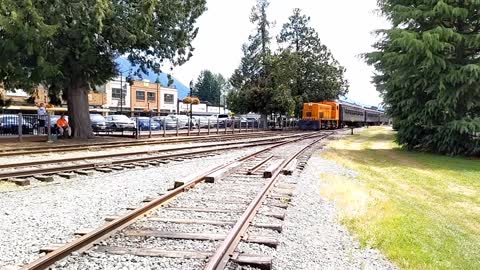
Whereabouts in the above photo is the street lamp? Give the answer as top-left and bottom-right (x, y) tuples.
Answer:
(189, 80), (194, 120)
(118, 69), (131, 115)
(155, 75), (161, 116)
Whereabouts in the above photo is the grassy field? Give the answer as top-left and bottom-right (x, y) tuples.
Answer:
(320, 127), (480, 270)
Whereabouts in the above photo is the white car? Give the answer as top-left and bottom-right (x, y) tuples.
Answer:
(168, 115), (193, 129)
(192, 116), (214, 128)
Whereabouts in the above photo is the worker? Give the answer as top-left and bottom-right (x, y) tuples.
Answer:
(56, 115), (72, 138)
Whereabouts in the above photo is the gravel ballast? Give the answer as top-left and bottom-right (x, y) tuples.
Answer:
(0, 149), (258, 268)
(272, 153), (397, 270)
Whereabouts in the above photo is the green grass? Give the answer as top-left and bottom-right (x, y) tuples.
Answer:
(320, 127), (480, 270)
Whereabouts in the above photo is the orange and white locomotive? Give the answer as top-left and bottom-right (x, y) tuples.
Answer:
(299, 101), (386, 130)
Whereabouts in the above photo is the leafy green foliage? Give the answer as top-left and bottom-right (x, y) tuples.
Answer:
(229, 6), (348, 116)
(0, 0), (206, 138)
(365, 0), (480, 156)
(278, 8), (349, 115)
(193, 70), (227, 105)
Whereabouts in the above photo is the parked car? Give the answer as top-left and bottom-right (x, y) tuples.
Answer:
(152, 116), (178, 130)
(132, 117), (161, 131)
(105, 115), (135, 131)
(240, 117), (259, 128)
(90, 114), (107, 132)
(0, 114), (34, 135)
(215, 114), (232, 128)
(192, 116), (213, 128)
(168, 115), (195, 129)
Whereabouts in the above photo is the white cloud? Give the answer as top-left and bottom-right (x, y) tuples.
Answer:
(170, 0), (390, 107)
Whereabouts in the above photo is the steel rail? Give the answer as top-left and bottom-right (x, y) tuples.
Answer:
(20, 132), (326, 270)
(204, 133), (333, 270)
(0, 132), (279, 157)
(0, 134), (305, 170)
(0, 140), (287, 180)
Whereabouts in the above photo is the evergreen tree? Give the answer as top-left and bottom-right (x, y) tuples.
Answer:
(193, 70), (226, 105)
(278, 9), (349, 115)
(366, 0), (480, 156)
(229, 0), (294, 116)
(0, 0), (206, 138)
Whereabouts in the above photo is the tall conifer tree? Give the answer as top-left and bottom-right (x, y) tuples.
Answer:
(366, 0), (480, 155)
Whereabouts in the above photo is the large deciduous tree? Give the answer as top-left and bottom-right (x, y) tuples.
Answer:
(0, 0), (206, 138)
(366, 0), (480, 156)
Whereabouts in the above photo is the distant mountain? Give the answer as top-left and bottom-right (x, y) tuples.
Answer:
(115, 57), (190, 99)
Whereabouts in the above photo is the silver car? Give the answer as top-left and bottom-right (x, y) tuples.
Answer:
(105, 115), (135, 130)
(168, 115), (192, 129)
(153, 116), (179, 130)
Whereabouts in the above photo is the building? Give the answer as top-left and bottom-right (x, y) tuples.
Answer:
(130, 80), (178, 116)
(177, 101), (230, 115)
(97, 76), (131, 114)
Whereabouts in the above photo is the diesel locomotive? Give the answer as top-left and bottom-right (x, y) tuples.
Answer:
(299, 101), (387, 130)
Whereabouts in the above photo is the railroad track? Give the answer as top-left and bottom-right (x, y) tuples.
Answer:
(21, 131), (332, 270)
(0, 133), (312, 182)
(0, 131), (282, 157)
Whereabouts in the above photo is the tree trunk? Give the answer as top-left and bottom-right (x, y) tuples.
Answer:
(67, 80), (94, 139)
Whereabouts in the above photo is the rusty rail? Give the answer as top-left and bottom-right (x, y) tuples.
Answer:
(0, 134), (305, 171)
(204, 133), (332, 270)
(0, 131), (280, 157)
(21, 132), (327, 270)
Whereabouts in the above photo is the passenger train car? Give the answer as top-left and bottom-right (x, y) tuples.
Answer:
(299, 101), (387, 130)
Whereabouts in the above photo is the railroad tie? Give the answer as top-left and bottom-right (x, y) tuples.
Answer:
(157, 160), (170, 164)
(95, 167), (113, 173)
(121, 164), (136, 169)
(282, 159), (298, 176)
(263, 159), (285, 178)
(7, 178), (31, 186)
(39, 243), (66, 254)
(75, 170), (94, 176)
(34, 175), (54, 182)
(147, 161), (160, 166)
(57, 173), (77, 179)
(94, 246), (272, 269)
(167, 181), (185, 191)
(122, 230), (279, 247)
(231, 253), (272, 270)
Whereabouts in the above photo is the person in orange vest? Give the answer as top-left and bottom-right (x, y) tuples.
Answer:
(56, 115), (72, 138)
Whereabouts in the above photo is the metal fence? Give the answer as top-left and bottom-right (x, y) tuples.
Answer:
(135, 117), (271, 138)
(0, 113), (51, 139)
(0, 113), (300, 140)
(134, 117), (299, 138)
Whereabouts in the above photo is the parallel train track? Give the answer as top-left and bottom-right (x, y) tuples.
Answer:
(21, 131), (332, 270)
(0, 133), (309, 181)
(0, 131), (279, 157)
